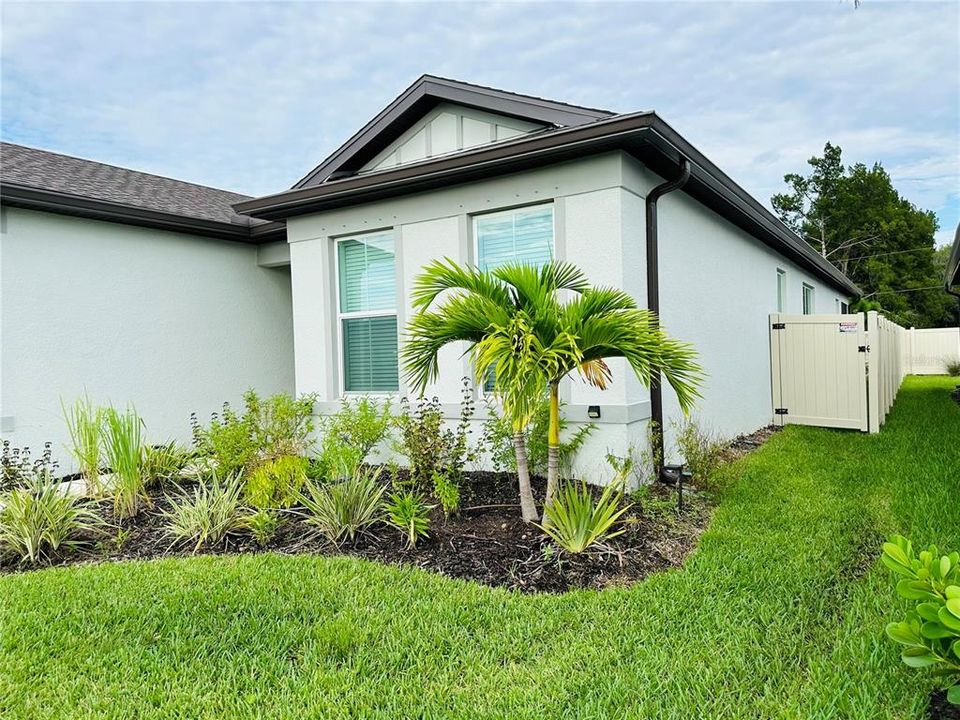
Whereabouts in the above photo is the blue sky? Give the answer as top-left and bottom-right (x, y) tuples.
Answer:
(2, 1), (957, 245)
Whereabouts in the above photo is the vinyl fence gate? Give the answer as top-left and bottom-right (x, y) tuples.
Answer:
(769, 311), (906, 433)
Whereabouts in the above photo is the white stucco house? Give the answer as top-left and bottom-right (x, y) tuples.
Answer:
(0, 75), (858, 478)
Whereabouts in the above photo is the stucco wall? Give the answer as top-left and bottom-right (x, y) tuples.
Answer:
(285, 151), (852, 482)
(621, 158), (850, 460)
(0, 207), (295, 468)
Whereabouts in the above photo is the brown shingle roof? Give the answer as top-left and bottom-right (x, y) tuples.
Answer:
(1, 142), (255, 226)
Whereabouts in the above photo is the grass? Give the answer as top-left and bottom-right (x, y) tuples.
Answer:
(1, 376), (957, 719)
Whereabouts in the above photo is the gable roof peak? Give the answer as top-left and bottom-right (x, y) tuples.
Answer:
(293, 74), (617, 189)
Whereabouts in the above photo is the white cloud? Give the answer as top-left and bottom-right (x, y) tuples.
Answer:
(1, 0), (957, 236)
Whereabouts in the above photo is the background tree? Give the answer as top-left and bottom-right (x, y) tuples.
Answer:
(772, 142), (953, 328)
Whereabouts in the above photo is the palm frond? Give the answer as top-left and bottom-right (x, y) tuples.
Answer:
(409, 257), (512, 312)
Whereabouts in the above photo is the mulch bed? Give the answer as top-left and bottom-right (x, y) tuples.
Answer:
(928, 689), (960, 720)
(1, 427), (778, 593)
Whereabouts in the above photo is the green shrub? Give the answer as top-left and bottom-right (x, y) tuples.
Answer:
(317, 397), (393, 480)
(384, 491), (432, 548)
(300, 468), (385, 545)
(142, 442), (192, 488)
(944, 357), (960, 377)
(161, 473), (244, 552)
(102, 406), (148, 520)
(1, 441), (58, 493)
(241, 508), (283, 547)
(537, 480), (631, 554)
(431, 471), (460, 517)
(481, 393), (595, 477)
(244, 455), (308, 509)
(191, 390), (317, 477)
(882, 535), (960, 705)
(62, 395), (104, 496)
(0, 472), (102, 564)
(672, 417), (727, 492)
(396, 379), (476, 489)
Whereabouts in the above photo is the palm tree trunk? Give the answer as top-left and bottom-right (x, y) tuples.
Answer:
(542, 380), (561, 524)
(513, 432), (538, 523)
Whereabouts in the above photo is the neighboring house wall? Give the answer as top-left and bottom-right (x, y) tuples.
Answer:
(286, 151), (852, 482)
(0, 207), (295, 468)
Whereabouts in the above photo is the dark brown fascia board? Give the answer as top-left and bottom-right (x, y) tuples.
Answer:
(239, 112), (654, 217)
(236, 112), (860, 297)
(292, 74), (614, 189)
(0, 183), (285, 244)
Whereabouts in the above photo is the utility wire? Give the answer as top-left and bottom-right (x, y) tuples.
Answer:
(863, 285), (943, 298)
(844, 247), (936, 262)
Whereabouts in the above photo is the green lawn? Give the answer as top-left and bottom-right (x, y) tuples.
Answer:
(2, 376), (958, 720)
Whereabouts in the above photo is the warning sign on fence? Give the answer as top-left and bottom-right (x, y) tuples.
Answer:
(839, 322), (859, 333)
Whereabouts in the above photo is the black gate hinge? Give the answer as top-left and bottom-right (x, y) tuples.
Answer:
(774, 408), (788, 415)
(858, 345), (869, 353)
(772, 322), (786, 330)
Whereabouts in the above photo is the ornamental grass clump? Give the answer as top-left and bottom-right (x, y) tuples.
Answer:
(161, 472), (245, 553)
(537, 480), (631, 554)
(300, 467), (385, 545)
(62, 395), (104, 496)
(102, 406), (148, 520)
(0, 472), (102, 564)
(882, 534), (960, 706)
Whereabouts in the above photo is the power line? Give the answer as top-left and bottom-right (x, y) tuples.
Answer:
(845, 247), (935, 262)
(863, 285), (943, 298)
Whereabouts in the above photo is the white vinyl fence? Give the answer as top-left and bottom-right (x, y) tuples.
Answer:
(770, 311), (908, 434)
(901, 327), (960, 375)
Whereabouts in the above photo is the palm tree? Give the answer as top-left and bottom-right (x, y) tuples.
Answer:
(402, 258), (702, 523)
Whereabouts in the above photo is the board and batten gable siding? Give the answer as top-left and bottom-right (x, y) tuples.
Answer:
(0, 207), (295, 468)
(620, 157), (851, 461)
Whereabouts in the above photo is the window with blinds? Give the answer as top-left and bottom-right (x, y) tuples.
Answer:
(337, 232), (399, 393)
(475, 204), (554, 271)
(474, 204), (554, 391)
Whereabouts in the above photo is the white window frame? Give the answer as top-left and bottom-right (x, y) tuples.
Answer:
(334, 231), (399, 397)
(802, 283), (815, 315)
(776, 268), (786, 312)
(472, 203), (556, 396)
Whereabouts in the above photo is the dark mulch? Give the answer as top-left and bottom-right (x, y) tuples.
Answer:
(0, 426), (778, 593)
(929, 689), (960, 720)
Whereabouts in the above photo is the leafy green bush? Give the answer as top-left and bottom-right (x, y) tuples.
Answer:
(431, 471), (460, 517)
(102, 406), (148, 520)
(481, 393), (595, 478)
(317, 397), (393, 480)
(191, 390), (317, 477)
(672, 417), (727, 492)
(537, 480), (631, 554)
(142, 442), (193, 489)
(384, 491), (432, 548)
(0, 472), (102, 564)
(882, 535), (960, 705)
(396, 380), (477, 490)
(241, 508), (283, 547)
(244, 455), (308, 509)
(62, 395), (104, 496)
(161, 473), (244, 552)
(944, 357), (960, 377)
(300, 468), (385, 545)
(1, 441), (58, 492)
